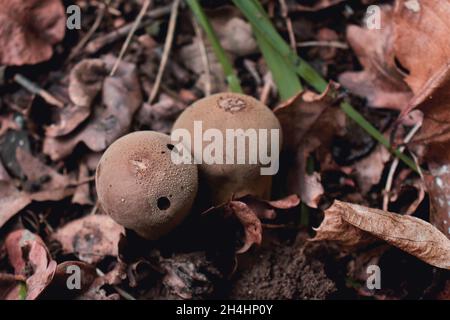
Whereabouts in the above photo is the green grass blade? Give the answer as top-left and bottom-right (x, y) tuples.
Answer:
(254, 27), (302, 100)
(233, 0), (418, 173)
(186, 0), (243, 93)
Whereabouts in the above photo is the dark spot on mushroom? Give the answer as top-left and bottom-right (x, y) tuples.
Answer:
(157, 197), (171, 210)
(167, 144), (175, 150)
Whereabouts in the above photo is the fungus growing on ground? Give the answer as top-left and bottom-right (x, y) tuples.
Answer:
(95, 131), (198, 240)
(171, 92), (282, 205)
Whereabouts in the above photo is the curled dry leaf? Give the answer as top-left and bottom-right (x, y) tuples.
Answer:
(52, 214), (125, 264)
(221, 195), (299, 254)
(352, 145), (390, 194)
(274, 84), (345, 208)
(45, 103), (92, 138)
(69, 59), (107, 108)
(228, 201), (262, 254)
(44, 57), (143, 161)
(5, 230), (57, 300)
(338, 6), (412, 111)
(313, 200), (450, 269)
(0, 0), (66, 66)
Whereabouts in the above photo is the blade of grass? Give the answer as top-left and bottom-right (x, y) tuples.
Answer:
(233, 0), (418, 173)
(254, 27), (302, 100)
(186, 0), (242, 93)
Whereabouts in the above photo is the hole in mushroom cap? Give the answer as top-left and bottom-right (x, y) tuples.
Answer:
(167, 144), (175, 150)
(157, 197), (171, 210)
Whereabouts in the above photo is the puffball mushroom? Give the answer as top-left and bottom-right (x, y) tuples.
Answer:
(171, 92), (282, 205)
(95, 131), (198, 240)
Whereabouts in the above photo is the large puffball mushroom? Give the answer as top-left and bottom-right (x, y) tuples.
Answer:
(171, 92), (282, 205)
(95, 131), (198, 240)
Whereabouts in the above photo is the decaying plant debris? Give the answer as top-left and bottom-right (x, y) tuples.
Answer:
(0, 0), (450, 300)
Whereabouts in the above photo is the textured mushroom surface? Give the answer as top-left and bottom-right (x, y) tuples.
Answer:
(172, 92), (282, 205)
(96, 131), (198, 240)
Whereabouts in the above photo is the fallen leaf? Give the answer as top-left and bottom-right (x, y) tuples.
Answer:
(352, 145), (390, 194)
(313, 200), (450, 269)
(339, 6), (413, 111)
(0, 273), (26, 300)
(137, 94), (187, 134)
(43, 57), (143, 161)
(53, 214), (125, 264)
(0, 0), (66, 66)
(228, 201), (263, 254)
(0, 182), (32, 229)
(5, 230), (57, 299)
(274, 84), (345, 207)
(69, 59), (107, 108)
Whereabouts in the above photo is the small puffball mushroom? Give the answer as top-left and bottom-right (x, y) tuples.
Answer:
(172, 92), (282, 205)
(95, 131), (198, 240)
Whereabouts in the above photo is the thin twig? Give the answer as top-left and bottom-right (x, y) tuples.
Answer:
(85, 4), (172, 54)
(243, 59), (262, 86)
(69, 0), (111, 61)
(110, 0), (152, 76)
(14, 74), (64, 108)
(279, 0), (297, 51)
(259, 72), (274, 105)
(148, 0), (181, 103)
(297, 40), (348, 49)
(383, 122), (422, 211)
(192, 15), (212, 96)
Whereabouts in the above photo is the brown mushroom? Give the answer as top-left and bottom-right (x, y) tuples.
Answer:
(95, 131), (198, 240)
(171, 92), (281, 205)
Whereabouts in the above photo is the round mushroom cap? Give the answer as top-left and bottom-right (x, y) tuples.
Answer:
(171, 92), (281, 205)
(95, 131), (198, 240)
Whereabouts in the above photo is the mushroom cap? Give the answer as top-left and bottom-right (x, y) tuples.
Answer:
(95, 131), (198, 240)
(172, 92), (281, 204)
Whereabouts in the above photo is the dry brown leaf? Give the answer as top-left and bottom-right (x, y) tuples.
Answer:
(43, 57), (143, 161)
(5, 230), (57, 300)
(0, 182), (32, 229)
(274, 84), (345, 207)
(313, 200), (450, 269)
(352, 145), (390, 194)
(137, 94), (187, 134)
(0, 0), (66, 66)
(338, 6), (412, 111)
(69, 59), (107, 108)
(53, 214), (125, 264)
(229, 201), (262, 254)
(45, 103), (92, 138)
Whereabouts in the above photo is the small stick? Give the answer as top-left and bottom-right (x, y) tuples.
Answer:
(14, 74), (64, 108)
(192, 15), (212, 96)
(279, 0), (297, 51)
(148, 0), (181, 103)
(85, 4), (172, 54)
(297, 41), (348, 49)
(259, 72), (274, 105)
(110, 0), (152, 76)
(69, 0), (111, 60)
(382, 122), (422, 211)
